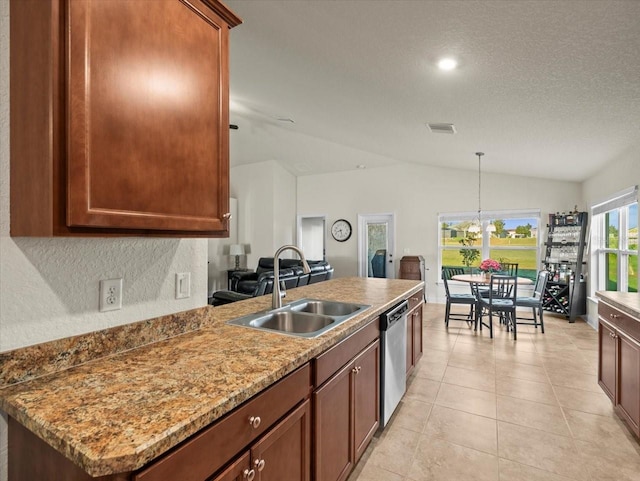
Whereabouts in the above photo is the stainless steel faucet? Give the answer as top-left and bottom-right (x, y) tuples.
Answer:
(272, 245), (311, 309)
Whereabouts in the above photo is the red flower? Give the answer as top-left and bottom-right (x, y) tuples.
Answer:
(479, 259), (502, 273)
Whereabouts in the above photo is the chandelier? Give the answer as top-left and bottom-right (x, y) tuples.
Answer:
(468, 152), (496, 234)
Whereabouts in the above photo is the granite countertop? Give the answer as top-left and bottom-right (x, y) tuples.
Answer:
(596, 291), (640, 319)
(0, 277), (423, 477)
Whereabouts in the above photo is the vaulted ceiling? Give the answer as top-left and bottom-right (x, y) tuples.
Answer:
(225, 0), (640, 182)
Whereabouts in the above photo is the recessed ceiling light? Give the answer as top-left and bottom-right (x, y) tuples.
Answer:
(437, 58), (457, 71)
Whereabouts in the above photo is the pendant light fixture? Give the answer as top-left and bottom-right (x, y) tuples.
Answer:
(468, 152), (484, 234)
(468, 152), (496, 234)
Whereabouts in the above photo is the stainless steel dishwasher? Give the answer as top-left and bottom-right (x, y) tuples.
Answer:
(379, 299), (408, 428)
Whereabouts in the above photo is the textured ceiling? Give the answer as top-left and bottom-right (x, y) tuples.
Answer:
(225, 0), (640, 182)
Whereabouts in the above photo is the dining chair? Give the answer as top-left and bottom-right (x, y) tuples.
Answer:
(478, 275), (518, 339)
(500, 262), (519, 276)
(515, 270), (549, 333)
(442, 267), (477, 329)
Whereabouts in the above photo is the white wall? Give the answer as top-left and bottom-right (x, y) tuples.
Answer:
(582, 148), (640, 205)
(229, 161), (297, 269)
(298, 162), (583, 302)
(581, 147), (640, 328)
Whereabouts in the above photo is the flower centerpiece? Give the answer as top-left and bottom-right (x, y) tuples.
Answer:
(479, 258), (502, 275)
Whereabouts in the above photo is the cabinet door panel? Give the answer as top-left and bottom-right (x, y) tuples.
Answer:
(313, 362), (353, 481)
(406, 314), (413, 377)
(209, 452), (251, 481)
(67, 0), (229, 231)
(251, 400), (310, 481)
(412, 307), (423, 365)
(617, 331), (640, 434)
(353, 340), (380, 462)
(599, 319), (616, 402)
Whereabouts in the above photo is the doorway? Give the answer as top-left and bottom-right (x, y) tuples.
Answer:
(358, 213), (395, 278)
(297, 215), (326, 261)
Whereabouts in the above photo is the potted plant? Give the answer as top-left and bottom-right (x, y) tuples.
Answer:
(458, 233), (480, 271)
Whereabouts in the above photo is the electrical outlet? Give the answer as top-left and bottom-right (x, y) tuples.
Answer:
(100, 278), (123, 312)
(175, 272), (191, 299)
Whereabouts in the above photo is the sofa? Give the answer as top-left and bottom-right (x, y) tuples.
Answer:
(210, 257), (333, 306)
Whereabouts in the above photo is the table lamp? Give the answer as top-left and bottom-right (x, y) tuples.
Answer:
(229, 244), (245, 270)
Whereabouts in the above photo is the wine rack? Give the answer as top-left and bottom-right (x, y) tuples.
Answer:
(542, 211), (588, 322)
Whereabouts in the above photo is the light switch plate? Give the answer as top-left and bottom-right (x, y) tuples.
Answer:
(175, 272), (191, 299)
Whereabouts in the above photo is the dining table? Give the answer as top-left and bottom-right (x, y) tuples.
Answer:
(451, 273), (534, 286)
(451, 273), (534, 337)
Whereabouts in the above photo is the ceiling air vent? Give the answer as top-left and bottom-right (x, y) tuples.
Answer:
(427, 123), (456, 134)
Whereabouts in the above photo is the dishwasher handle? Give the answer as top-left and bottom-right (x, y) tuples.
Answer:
(380, 300), (408, 331)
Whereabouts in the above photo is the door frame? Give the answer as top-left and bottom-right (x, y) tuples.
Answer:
(297, 214), (327, 261)
(357, 213), (396, 278)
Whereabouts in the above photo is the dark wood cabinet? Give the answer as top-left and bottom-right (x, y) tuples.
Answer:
(399, 256), (425, 281)
(208, 453), (251, 481)
(405, 289), (424, 378)
(10, 0), (241, 237)
(598, 301), (640, 437)
(313, 360), (353, 481)
(313, 321), (380, 481)
(214, 399), (311, 481)
(599, 318), (617, 402)
(353, 341), (380, 462)
(207, 400), (311, 481)
(617, 330), (640, 433)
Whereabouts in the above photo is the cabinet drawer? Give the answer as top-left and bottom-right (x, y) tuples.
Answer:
(599, 302), (640, 344)
(134, 363), (311, 481)
(314, 320), (379, 388)
(407, 289), (424, 311)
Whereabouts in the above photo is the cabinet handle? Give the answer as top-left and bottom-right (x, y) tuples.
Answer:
(254, 458), (266, 471)
(609, 313), (620, 319)
(352, 367), (358, 374)
(223, 212), (232, 219)
(243, 469), (256, 481)
(249, 416), (261, 429)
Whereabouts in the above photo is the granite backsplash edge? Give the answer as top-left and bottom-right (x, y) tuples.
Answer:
(0, 306), (217, 388)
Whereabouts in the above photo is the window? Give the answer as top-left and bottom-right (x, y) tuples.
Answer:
(439, 209), (540, 280)
(591, 186), (638, 294)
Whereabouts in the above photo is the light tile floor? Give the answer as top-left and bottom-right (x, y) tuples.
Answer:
(347, 303), (640, 481)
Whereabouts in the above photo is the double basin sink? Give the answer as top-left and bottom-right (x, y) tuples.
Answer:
(227, 298), (371, 338)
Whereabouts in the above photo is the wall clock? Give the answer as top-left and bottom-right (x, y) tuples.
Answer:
(331, 219), (352, 242)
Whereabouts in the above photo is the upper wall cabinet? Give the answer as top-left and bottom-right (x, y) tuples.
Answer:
(10, 0), (241, 237)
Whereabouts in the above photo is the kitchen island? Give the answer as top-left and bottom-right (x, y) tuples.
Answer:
(0, 277), (423, 480)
